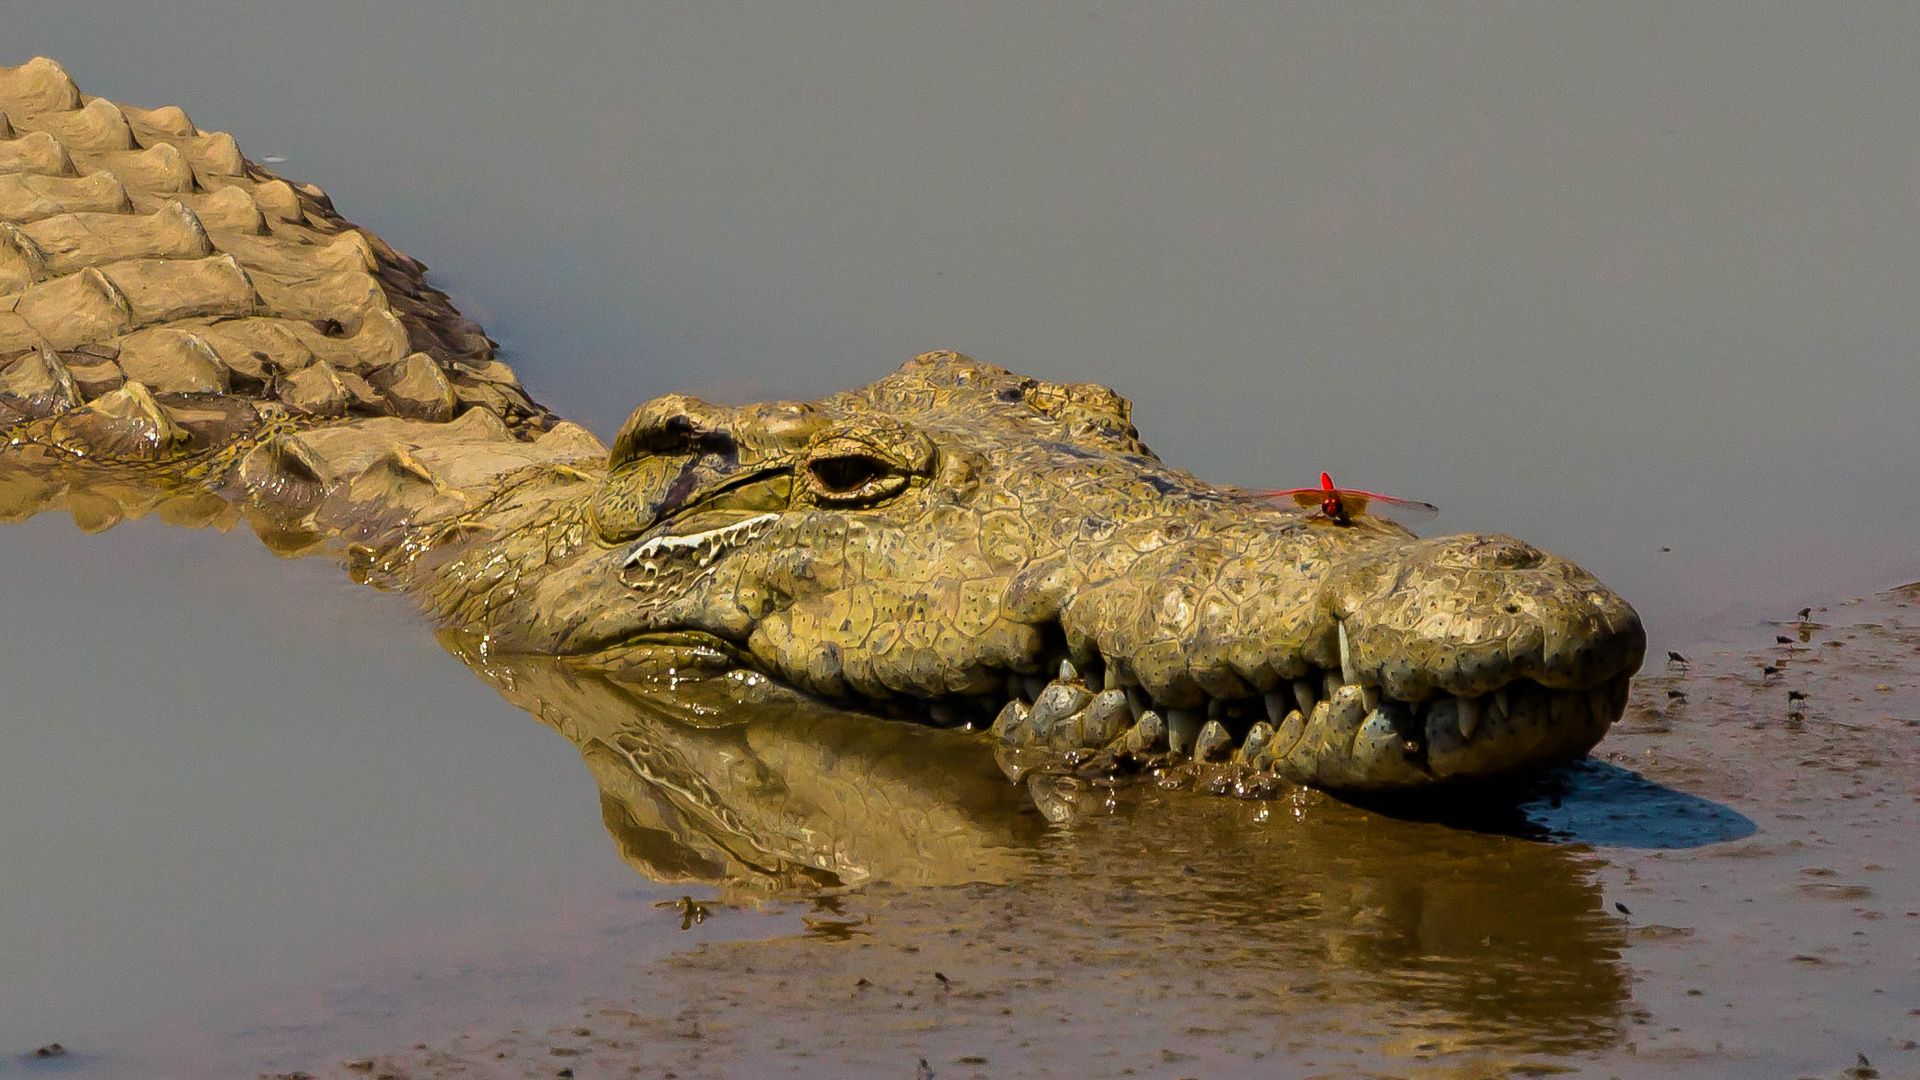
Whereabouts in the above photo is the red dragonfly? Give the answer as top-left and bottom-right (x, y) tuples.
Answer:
(1254, 471), (1438, 526)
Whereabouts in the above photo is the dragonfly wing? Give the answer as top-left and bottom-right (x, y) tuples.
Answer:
(1354, 491), (1439, 522)
(1250, 484), (1437, 522)
(1250, 488), (1327, 509)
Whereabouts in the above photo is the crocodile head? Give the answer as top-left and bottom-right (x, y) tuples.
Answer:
(513, 352), (1642, 791)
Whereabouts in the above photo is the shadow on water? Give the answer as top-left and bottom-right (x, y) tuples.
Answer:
(11, 1048), (97, 1075)
(1520, 758), (1758, 849)
(1345, 758), (1757, 850)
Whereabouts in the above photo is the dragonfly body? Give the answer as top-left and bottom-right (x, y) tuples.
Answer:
(1256, 472), (1438, 527)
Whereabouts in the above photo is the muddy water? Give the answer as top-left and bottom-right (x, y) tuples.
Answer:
(74, 593), (1881, 1080)
(4, 5), (1918, 1079)
(225, 595), (1914, 1080)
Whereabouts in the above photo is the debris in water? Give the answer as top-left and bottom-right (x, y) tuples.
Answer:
(654, 895), (712, 929)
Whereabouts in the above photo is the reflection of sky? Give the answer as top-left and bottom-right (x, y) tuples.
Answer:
(4, 3), (1917, 1072)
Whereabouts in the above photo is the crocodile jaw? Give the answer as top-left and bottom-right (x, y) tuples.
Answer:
(982, 528), (1644, 789)
(992, 655), (1633, 791)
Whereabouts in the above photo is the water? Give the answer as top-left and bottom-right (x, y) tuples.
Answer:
(3, 5), (1917, 1076)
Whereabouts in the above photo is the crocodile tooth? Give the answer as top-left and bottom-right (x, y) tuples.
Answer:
(1124, 710), (1167, 754)
(1103, 665), (1124, 692)
(1239, 720), (1275, 763)
(1355, 705), (1399, 754)
(1337, 620), (1358, 686)
(1263, 690), (1289, 726)
(1028, 682), (1092, 735)
(1359, 684), (1379, 714)
(1125, 687), (1147, 721)
(1457, 696), (1481, 742)
(1326, 684), (1368, 734)
(990, 699), (1031, 745)
(1305, 700), (1334, 750)
(1193, 720), (1233, 762)
(1081, 662), (1104, 690)
(1058, 658), (1078, 683)
(1493, 688), (1511, 720)
(1166, 708), (1203, 755)
(1484, 691), (1508, 731)
(1082, 689), (1132, 745)
(1272, 707), (1308, 760)
(1292, 678), (1318, 717)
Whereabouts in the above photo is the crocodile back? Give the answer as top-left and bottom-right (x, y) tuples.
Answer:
(0, 57), (602, 541)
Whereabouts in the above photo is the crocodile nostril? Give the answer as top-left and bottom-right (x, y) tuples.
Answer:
(1437, 536), (1545, 571)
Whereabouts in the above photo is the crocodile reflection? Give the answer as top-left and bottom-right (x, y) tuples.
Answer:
(440, 632), (1047, 891)
(445, 635), (1629, 1053)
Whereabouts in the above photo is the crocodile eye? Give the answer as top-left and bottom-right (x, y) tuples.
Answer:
(809, 453), (890, 492)
(801, 423), (934, 506)
(805, 451), (906, 504)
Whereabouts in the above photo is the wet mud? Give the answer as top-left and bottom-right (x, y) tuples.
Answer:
(236, 589), (1917, 1079)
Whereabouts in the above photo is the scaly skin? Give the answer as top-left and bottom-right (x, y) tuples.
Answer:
(0, 58), (1645, 795)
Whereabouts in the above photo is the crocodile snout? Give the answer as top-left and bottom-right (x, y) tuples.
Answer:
(1005, 525), (1645, 789)
(1322, 533), (1646, 702)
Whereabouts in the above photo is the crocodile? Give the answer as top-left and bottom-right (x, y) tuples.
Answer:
(0, 57), (1645, 796)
